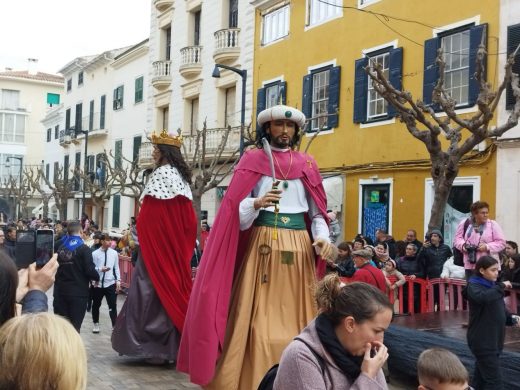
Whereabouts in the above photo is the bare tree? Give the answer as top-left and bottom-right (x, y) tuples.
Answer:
(38, 166), (75, 220)
(107, 150), (146, 212)
(182, 122), (252, 238)
(367, 30), (520, 232)
(77, 153), (118, 226)
(26, 168), (53, 219)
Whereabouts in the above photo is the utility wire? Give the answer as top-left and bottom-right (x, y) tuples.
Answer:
(316, 0), (512, 57)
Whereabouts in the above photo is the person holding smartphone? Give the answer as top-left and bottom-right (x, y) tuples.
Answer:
(91, 234), (121, 333)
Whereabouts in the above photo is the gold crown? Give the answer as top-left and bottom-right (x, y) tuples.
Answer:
(150, 129), (183, 147)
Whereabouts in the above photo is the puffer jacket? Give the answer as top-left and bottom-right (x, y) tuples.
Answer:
(396, 255), (424, 278)
(418, 244), (452, 278)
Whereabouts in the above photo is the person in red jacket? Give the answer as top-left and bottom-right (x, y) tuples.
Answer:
(351, 249), (387, 293)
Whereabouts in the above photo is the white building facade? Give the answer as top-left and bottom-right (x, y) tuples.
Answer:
(148, 0), (255, 223)
(496, 0), (520, 243)
(0, 69), (63, 221)
(47, 40), (149, 230)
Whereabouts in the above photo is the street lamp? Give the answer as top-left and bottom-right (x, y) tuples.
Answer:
(67, 128), (89, 217)
(212, 63), (247, 155)
(6, 156), (23, 220)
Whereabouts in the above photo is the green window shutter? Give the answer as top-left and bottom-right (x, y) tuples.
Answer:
(115, 140), (123, 169)
(100, 95), (106, 129)
(135, 77), (144, 103)
(112, 195), (120, 228)
(133, 136), (142, 162)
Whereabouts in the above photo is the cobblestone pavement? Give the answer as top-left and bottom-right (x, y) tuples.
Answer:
(75, 293), (410, 389)
(65, 293), (199, 390)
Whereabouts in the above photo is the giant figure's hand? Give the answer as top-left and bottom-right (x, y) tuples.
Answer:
(313, 238), (338, 261)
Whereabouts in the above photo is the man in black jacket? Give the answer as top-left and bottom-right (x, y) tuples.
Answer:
(418, 229), (452, 311)
(53, 221), (99, 332)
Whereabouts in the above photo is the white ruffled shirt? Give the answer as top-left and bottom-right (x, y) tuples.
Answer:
(140, 164), (192, 201)
(238, 148), (329, 241)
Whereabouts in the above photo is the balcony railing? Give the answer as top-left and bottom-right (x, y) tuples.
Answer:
(138, 127), (241, 169)
(213, 28), (240, 63)
(183, 126), (241, 159)
(81, 113), (108, 137)
(179, 46), (202, 78)
(152, 60), (172, 90)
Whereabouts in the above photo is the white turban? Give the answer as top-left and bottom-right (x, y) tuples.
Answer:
(257, 105), (306, 128)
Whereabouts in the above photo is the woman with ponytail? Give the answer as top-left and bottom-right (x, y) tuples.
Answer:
(274, 274), (393, 389)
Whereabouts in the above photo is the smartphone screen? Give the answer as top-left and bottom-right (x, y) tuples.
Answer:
(35, 230), (54, 269)
(15, 231), (36, 269)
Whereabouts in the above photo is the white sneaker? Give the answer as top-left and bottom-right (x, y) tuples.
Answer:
(93, 323), (100, 333)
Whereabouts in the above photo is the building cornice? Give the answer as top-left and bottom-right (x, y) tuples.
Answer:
(112, 41), (149, 70)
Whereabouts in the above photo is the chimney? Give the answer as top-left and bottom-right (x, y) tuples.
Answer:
(27, 58), (38, 75)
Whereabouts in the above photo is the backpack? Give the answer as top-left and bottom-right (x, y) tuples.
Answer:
(257, 337), (327, 390)
(453, 218), (471, 267)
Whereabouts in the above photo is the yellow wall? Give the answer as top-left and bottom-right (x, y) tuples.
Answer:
(253, 0), (500, 238)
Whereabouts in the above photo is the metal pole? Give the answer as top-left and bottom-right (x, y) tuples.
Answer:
(18, 157), (22, 220)
(81, 131), (88, 216)
(240, 70), (247, 156)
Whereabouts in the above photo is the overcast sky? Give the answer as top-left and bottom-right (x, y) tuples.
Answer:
(0, 0), (150, 74)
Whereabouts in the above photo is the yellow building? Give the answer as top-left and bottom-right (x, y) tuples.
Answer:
(252, 0), (500, 245)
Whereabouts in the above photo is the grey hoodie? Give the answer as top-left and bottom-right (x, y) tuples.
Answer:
(274, 319), (388, 390)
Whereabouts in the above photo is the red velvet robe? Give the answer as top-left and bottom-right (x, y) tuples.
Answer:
(137, 194), (197, 332)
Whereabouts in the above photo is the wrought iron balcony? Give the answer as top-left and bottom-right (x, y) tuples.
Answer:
(152, 60), (172, 90)
(179, 46), (202, 78)
(213, 28), (240, 63)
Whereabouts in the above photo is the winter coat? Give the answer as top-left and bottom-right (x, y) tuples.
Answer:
(274, 319), (387, 390)
(327, 256), (356, 278)
(502, 267), (520, 289)
(463, 279), (513, 355)
(396, 255), (424, 278)
(418, 244), (452, 279)
(351, 263), (387, 292)
(440, 257), (465, 279)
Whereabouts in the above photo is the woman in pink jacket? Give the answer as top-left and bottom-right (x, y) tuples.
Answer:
(453, 201), (506, 279)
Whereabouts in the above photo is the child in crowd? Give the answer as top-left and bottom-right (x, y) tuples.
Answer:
(383, 259), (406, 312)
(417, 348), (469, 390)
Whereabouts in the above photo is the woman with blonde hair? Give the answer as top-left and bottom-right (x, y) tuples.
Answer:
(0, 312), (87, 390)
(273, 274), (393, 389)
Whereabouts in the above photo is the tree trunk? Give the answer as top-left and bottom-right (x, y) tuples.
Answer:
(427, 155), (459, 232)
(42, 197), (49, 219)
(94, 199), (104, 228)
(192, 190), (202, 242)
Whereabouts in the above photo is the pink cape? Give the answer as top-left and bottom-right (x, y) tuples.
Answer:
(177, 148), (329, 385)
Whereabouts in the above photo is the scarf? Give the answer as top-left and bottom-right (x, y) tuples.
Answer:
(62, 235), (84, 251)
(315, 313), (363, 382)
(468, 275), (495, 289)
